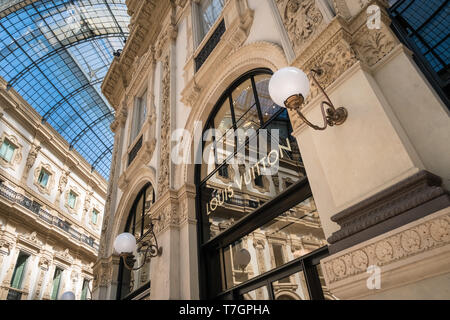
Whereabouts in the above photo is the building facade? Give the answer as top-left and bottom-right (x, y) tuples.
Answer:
(95, 0), (450, 300)
(0, 77), (107, 300)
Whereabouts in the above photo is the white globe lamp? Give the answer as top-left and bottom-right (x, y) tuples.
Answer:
(269, 67), (310, 107)
(269, 67), (348, 130)
(114, 232), (137, 254)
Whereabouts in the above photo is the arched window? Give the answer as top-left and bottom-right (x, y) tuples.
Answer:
(196, 69), (329, 300)
(116, 182), (155, 300)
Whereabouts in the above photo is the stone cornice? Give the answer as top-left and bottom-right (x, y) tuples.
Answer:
(102, 0), (173, 109)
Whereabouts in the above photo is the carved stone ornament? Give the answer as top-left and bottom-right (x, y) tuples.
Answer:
(58, 169), (70, 194)
(352, 10), (398, 67)
(158, 55), (171, 196)
(38, 256), (51, 270)
(275, 0), (325, 53)
(83, 190), (94, 215)
(55, 248), (73, 264)
(18, 231), (43, 250)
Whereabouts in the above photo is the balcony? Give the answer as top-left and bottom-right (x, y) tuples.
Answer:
(0, 182), (99, 251)
(0, 286), (28, 300)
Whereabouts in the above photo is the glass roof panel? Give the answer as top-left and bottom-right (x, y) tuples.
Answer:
(0, 0), (129, 179)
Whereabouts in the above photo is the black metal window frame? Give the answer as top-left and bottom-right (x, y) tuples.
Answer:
(389, 0), (450, 108)
(195, 19), (226, 72)
(195, 69), (328, 300)
(128, 134), (143, 167)
(116, 182), (155, 300)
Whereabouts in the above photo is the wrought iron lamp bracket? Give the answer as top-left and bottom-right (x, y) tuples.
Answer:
(120, 217), (162, 271)
(284, 69), (348, 131)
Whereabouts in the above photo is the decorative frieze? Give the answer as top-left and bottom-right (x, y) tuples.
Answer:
(321, 208), (450, 285)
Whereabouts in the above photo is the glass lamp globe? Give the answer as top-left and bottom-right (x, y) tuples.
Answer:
(60, 291), (76, 300)
(269, 67), (311, 107)
(114, 232), (137, 254)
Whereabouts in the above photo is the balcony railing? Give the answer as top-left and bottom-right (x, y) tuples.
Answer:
(6, 288), (24, 300)
(0, 182), (99, 251)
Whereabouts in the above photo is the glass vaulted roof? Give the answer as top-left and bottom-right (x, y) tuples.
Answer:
(0, 0), (130, 179)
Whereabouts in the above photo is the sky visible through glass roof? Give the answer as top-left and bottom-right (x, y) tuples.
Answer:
(0, 0), (130, 179)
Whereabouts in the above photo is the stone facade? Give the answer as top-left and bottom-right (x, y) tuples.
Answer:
(0, 77), (107, 300)
(96, 0), (450, 300)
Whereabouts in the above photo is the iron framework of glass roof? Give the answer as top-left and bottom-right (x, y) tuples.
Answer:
(0, 0), (130, 179)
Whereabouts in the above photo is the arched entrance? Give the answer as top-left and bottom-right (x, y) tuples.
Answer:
(195, 68), (329, 300)
(116, 182), (155, 300)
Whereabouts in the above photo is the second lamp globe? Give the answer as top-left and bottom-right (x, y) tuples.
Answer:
(268, 67), (310, 107)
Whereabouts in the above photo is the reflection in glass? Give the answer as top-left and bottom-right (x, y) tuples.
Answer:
(200, 0), (225, 39)
(273, 271), (310, 300)
(317, 264), (338, 300)
(214, 99), (233, 139)
(254, 74), (281, 123)
(201, 116), (305, 240)
(221, 197), (327, 290)
(242, 286), (270, 300)
(232, 78), (261, 133)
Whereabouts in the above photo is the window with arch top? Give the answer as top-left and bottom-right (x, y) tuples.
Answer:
(116, 182), (155, 300)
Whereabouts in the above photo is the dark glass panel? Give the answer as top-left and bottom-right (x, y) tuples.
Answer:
(272, 271), (310, 300)
(220, 196), (326, 290)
